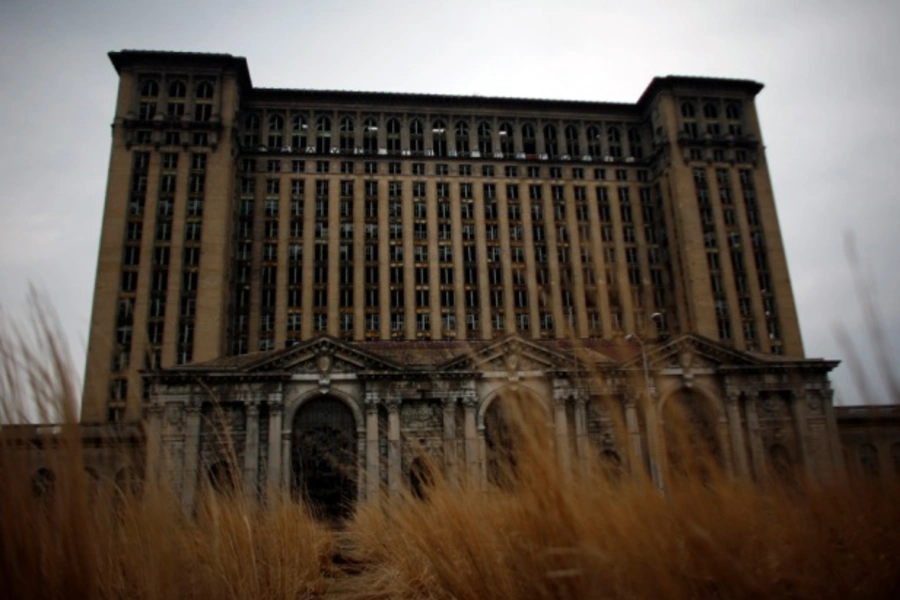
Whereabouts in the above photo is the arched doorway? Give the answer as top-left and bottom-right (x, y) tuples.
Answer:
(485, 396), (518, 488)
(484, 389), (548, 488)
(292, 396), (358, 520)
(662, 389), (723, 482)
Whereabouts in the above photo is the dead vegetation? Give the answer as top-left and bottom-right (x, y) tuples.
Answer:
(2, 296), (899, 599)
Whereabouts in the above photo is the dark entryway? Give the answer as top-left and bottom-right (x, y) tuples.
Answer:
(292, 396), (357, 520)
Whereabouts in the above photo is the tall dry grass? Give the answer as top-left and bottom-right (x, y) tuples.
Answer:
(0, 295), (334, 599)
(2, 293), (900, 599)
(343, 395), (900, 600)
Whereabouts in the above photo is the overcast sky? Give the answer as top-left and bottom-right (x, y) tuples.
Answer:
(1, 0), (898, 406)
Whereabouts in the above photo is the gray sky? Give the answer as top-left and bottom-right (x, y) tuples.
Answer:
(1, 0), (898, 406)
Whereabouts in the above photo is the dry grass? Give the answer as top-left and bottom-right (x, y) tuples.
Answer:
(0, 295), (334, 599)
(342, 403), (900, 600)
(2, 293), (899, 599)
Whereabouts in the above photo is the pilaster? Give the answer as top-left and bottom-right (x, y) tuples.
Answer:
(180, 398), (203, 512)
(365, 391), (380, 501)
(242, 400), (261, 498)
(265, 393), (283, 496)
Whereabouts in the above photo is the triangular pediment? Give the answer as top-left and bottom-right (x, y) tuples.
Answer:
(249, 335), (402, 374)
(620, 333), (765, 371)
(439, 334), (576, 373)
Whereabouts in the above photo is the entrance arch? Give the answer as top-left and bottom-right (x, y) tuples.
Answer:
(661, 388), (724, 482)
(483, 387), (549, 487)
(291, 396), (358, 519)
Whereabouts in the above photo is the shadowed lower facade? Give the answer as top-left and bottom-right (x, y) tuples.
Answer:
(145, 333), (845, 513)
(62, 50), (899, 512)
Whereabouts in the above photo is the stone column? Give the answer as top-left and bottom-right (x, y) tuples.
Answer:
(243, 401), (261, 499)
(281, 431), (291, 492)
(642, 390), (664, 492)
(145, 402), (165, 486)
(744, 392), (765, 479)
(822, 386), (846, 481)
(725, 392), (749, 478)
(365, 392), (380, 502)
(552, 390), (571, 474)
(623, 395), (645, 481)
(574, 396), (589, 476)
(387, 396), (402, 496)
(790, 389), (814, 478)
(356, 427), (366, 501)
(180, 399), (203, 512)
(266, 395), (283, 497)
(463, 391), (479, 479)
(443, 396), (458, 485)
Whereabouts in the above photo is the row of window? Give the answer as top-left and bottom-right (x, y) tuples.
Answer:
(243, 158), (647, 182)
(243, 114), (647, 160)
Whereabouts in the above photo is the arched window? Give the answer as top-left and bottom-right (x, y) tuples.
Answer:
(32, 468), (55, 498)
(316, 116), (332, 154)
(725, 103), (743, 135)
(166, 80), (187, 118)
(477, 121), (492, 155)
(115, 466), (143, 496)
(193, 82), (214, 122)
(205, 460), (235, 494)
(196, 81), (214, 99)
(386, 118), (401, 155)
(860, 443), (880, 477)
(292, 115), (308, 149)
(168, 80), (186, 98)
(268, 114), (284, 148)
(409, 118), (424, 155)
(543, 124), (557, 158)
(140, 79), (159, 97)
(703, 102), (718, 119)
(363, 117), (378, 155)
(521, 123), (537, 155)
(498, 122), (514, 156)
(431, 119), (447, 157)
(600, 449), (624, 480)
(243, 114), (261, 147)
(455, 120), (470, 156)
(627, 127), (643, 159)
(768, 444), (793, 481)
(564, 125), (580, 157)
(681, 102), (696, 118)
(607, 126), (622, 158)
(408, 457), (433, 500)
(340, 116), (355, 152)
(663, 390), (723, 482)
(586, 124), (602, 157)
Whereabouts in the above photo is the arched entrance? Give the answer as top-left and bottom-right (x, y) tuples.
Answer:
(485, 396), (518, 488)
(291, 396), (358, 520)
(484, 388), (548, 488)
(662, 389), (723, 482)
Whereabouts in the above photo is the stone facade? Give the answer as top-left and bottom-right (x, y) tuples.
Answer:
(85, 50), (805, 424)
(145, 333), (843, 511)
(836, 406), (900, 482)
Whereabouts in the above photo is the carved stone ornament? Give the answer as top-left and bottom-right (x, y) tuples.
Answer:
(679, 347), (694, 370)
(679, 346), (695, 388)
(504, 341), (520, 372)
(317, 353), (332, 376)
(806, 396), (822, 413)
(165, 404), (184, 426)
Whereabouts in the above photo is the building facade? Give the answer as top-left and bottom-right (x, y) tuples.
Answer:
(77, 50), (895, 513)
